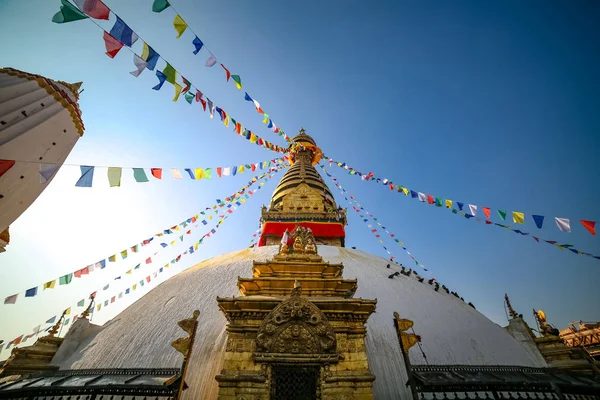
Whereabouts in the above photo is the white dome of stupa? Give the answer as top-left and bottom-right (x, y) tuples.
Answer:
(56, 245), (546, 399)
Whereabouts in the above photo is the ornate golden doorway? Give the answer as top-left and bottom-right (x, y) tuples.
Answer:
(271, 365), (320, 400)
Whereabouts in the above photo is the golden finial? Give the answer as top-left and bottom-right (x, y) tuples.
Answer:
(533, 309), (559, 337)
(80, 295), (95, 320)
(47, 310), (67, 337)
(504, 293), (519, 319)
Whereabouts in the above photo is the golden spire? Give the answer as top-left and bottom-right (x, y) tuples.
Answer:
(80, 296), (95, 320)
(47, 310), (67, 337)
(504, 293), (520, 319)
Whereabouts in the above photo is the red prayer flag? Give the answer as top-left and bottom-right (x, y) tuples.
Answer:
(103, 31), (124, 58)
(533, 236), (540, 242)
(485, 220), (492, 224)
(89, 291), (97, 299)
(151, 168), (162, 179)
(74, 269), (82, 278)
(80, 267), (89, 275)
(76, 0), (110, 20)
(220, 63), (231, 81)
(580, 220), (596, 236)
(195, 89), (202, 102)
(146, 257), (152, 264)
(482, 207), (491, 219)
(0, 159), (16, 178)
(200, 98), (206, 111)
(146, 276), (151, 283)
(111, 296), (115, 303)
(216, 167), (222, 178)
(389, 184), (394, 191)
(251, 164), (256, 172)
(426, 195), (435, 205)
(12, 335), (24, 345)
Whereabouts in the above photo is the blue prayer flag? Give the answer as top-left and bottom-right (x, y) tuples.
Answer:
(532, 215), (545, 229)
(25, 287), (38, 297)
(109, 16), (138, 47)
(75, 166), (94, 187)
(192, 36), (204, 54)
(152, 70), (167, 90)
(457, 202), (464, 211)
(160, 243), (168, 248)
(410, 190), (418, 198)
(184, 168), (195, 179)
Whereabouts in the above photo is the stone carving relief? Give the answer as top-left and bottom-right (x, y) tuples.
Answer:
(255, 289), (336, 355)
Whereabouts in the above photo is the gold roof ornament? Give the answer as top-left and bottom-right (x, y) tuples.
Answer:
(393, 312), (421, 354)
(80, 295), (95, 320)
(533, 309), (559, 337)
(504, 293), (520, 319)
(47, 310), (67, 338)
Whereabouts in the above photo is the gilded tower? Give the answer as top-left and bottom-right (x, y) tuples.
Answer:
(216, 129), (377, 399)
(258, 129), (347, 247)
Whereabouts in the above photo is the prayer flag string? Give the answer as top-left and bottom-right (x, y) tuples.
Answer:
(325, 157), (597, 238)
(2, 163), (286, 306)
(148, 0), (291, 143)
(0, 167), (284, 355)
(51, 0), (286, 154)
(320, 164), (429, 271)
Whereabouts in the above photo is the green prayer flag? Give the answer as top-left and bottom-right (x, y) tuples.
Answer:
(152, 0), (170, 12)
(231, 75), (242, 89)
(434, 197), (443, 207)
(107, 167), (122, 187)
(59, 274), (73, 285)
(184, 91), (194, 104)
(52, 0), (89, 23)
(497, 209), (507, 220)
(77, 299), (85, 307)
(134, 264), (140, 269)
(162, 63), (177, 84)
(133, 168), (149, 183)
(204, 168), (212, 179)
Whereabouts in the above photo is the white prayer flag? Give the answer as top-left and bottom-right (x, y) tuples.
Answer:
(130, 54), (148, 77)
(469, 204), (477, 216)
(555, 217), (571, 233)
(223, 167), (231, 176)
(170, 169), (183, 179)
(417, 192), (427, 202)
(205, 53), (217, 67)
(39, 163), (60, 184)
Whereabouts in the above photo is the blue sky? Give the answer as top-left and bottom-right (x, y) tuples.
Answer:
(1, 0), (599, 356)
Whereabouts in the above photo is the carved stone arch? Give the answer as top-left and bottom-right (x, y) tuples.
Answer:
(255, 293), (336, 357)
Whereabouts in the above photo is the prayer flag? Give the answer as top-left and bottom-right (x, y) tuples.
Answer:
(109, 16), (138, 47)
(109, 254), (116, 262)
(205, 53), (217, 67)
(130, 54), (148, 77)
(59, 274), (73, 285)
(4, 294), (18, 304)
(184, 168), (195, 179)
(580, 220), (596, 236)
(65, 307), (71, 315)
(192, 36), (203, 54)
(262, 113), (269, 124)
(142, 43), (159, 70)
(107, 167), (122, 187)
(195, 168), (204, 180)
(52, 0), (89, 23)
(417, 192), (426, 202)
(152, 0), (170, 12)
(223, 167), (231, 176)
(170, 169), (183, 179)
(482, 207), (490, 219)
(43, 280), (56, 290)
(221, 64), (231, 81)
(104, 31), (123, 58)
(77, 299), (85, 307)
(173, 82), (183, 102)
(456, 202), (464, 211)
(532, 215), (545, 229)
(497, 210), (507, 220)
(39, 163), (60, 184)
(97, 259), (106, 269)
(146, 257), (152, 264)
(444, 199), (452, 208)
(133, 168), (149, 182)
(75, 166), (94, 187)
(151, 168), (162, 179)
(46, 316), (56, 324)
(0, 160), (15, 178)
(163, 63), (177, 84)
(73, 0), (110, 19)
(513, 212), (525, 224)
(231, 75), (242, 89)
(111, 296), (115, 303)
(173, 14), (188, 38)
(184, 91), (194, 104)
(121, 249), (128, 259)
(434, 197), (443, 207)
(555, 217), (571, 232)
(468, 204), (477, 216)
(204, 168), (212, 179)
(152, 70), (167, 90)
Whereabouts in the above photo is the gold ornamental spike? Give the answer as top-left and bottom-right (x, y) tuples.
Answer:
(401, 333), (420, 353)
(393, 312), (414, 332)
(171, 337), (191, 355)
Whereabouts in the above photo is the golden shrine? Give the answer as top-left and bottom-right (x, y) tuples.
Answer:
(215, 132), (377, 399)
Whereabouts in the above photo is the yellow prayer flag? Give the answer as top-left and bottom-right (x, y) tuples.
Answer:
(126, 270), (132, 274)
(208, 215), (213, 220)
(224, 115), (230, 127)
(445, 199), (453, 208)
(240, 198), (246, 203)
(513, 211), (525, 224)
(97, 304), (101, 311)
(234, 81), (242, 90)
(195, 168), (204, 180)
(194, 242), (199, 251)
(402, 187), (409, 196)
(173, 14), (188, 38)
(43, 280), (56, 290)
(121, 250), (127, 259)
(109, 255), (116, 262)
(239, 165), (245, 173)
(133, 284), (137, 290)
(262, 113), (269, 124)
(65, 307), (71, 315)
(173, 82), (183, 102)
(170, 240), (176, 245)
(250, 133), (257, 143)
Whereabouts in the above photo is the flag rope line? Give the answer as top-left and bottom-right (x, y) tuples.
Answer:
(325, 156), (597, 237)
(150, 0), (291, 144)
(0, 167), (284, 354)
(320, 164), (429, 271)
(2, 165), (286, 306)
(56, 0), (285, 154)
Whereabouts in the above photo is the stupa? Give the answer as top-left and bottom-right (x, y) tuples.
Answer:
(0, 67), (85, 253)
(2, 130), (599, 399)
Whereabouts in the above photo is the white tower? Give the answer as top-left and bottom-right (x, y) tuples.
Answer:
(0, 67), (85, 252)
